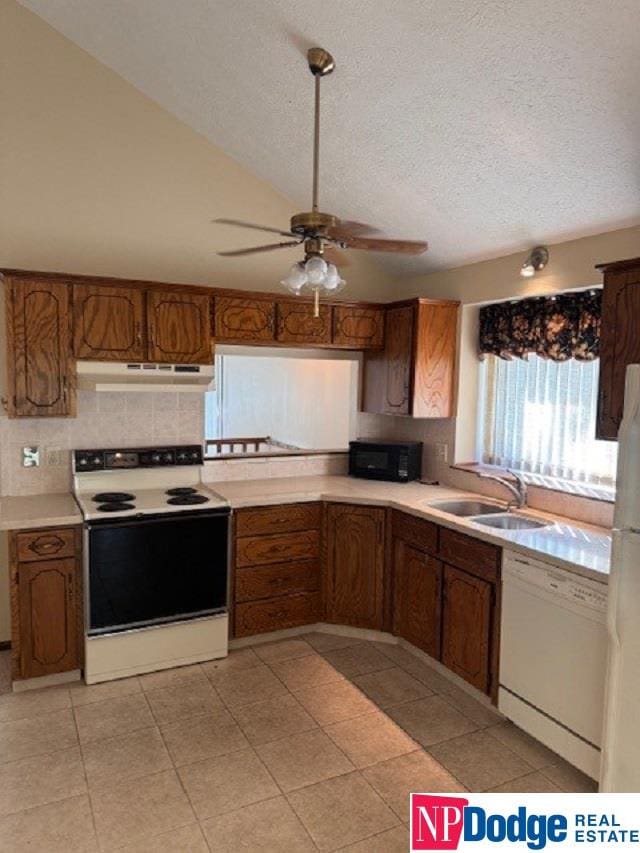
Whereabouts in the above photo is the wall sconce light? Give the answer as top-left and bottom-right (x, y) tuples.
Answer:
(520, 246), (549, 278)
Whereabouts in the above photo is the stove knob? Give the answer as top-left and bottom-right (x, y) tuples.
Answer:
(164, 452), (173, 463)
(152, 452), (161, 464)
(92, 456), (102, 467)
(78, 458), (88, 466)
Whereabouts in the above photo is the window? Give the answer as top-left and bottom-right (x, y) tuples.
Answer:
(205, 350), (359, 456)
(478, 354), (617, 498)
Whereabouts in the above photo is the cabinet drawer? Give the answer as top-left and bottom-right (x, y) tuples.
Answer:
(392, 510), (438, 554)
(234, 593), (320, 638)
(235, 530), (320, 568)
(15, 528), (77, 563)
(438, 527), (500, 582)
(235, 560), (320, 603)
(235, 503), (321, 537)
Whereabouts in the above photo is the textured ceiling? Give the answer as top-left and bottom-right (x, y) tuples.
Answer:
(18, 0), (640, 275)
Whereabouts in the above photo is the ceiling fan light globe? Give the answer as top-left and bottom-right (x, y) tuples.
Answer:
(281, 262), (308, 293)
(305, 255), (328, 285)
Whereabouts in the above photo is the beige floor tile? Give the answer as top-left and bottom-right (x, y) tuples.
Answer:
(113, 823), (209, 852)
(322, 643), (395, 678)
(362, 751), (465, 820)
(253, 638), (315, 664)
(160, 710), (249, 766)
(212, 664), (288, 709)
(303, 631), (363, 653)
(439, 683), (504, 727)
(69, 676), (141, 707)
(325, 712), (418, 769)
(386, 695), (478, 747)
(0, 747), (86, 817)
(90, 769), (195, 849)
(0, 795), (98, 853)
(178, 748), (279, 820)
(256, 728), (354, 792)
(201, 648), (262, 680)
(340, 825), (409, 853)
(541, 759), (598, 792)
(353, 667), (433, 708)
(74, 693), (154, 744)
(288, 771), (398, 852)
(201, 795), (316, 853)
(138, 664), (207, 692)
(0, 686), (71, 722)
(488, 771), (563, 792)
(429, 730), (534, 791)
(295, 678), (377, 725)
(232, 692), (317, 745)
(486, 722), (559, 769)
(390, 652), (455, 694)
(145, 678), (225, 725)
(82, 726), (172, 789)
(270, 654), (344, 691)
(0, 708), (78, 764)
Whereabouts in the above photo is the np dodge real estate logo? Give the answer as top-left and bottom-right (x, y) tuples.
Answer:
(410, 794), (640, 851)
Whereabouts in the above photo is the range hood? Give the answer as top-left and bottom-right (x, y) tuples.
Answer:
(77, 361), (214, 393)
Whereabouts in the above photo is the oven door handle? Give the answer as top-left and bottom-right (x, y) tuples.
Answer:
(86, 508), (230, 531)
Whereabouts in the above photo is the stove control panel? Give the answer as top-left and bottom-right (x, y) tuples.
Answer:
(74, 445), (203, 471)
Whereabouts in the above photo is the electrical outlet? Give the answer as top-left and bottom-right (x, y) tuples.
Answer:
(45, 448), (67, 467)
(22, 446), (40, 467)
(435, 442), (448, 463)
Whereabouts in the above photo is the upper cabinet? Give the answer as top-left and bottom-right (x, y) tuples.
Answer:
(214, 296), (276, 344)
(596, 257), (640, 439)
(4, 276), (75, 417)
(277, 301), (331, 346)
(332, 306), (384, 349)
(73, 284), (146, 361)
(147, 291), (211, 363)
(362, 298), (459, 417)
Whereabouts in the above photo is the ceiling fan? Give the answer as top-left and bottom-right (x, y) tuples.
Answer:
(214, 47), (428, 315)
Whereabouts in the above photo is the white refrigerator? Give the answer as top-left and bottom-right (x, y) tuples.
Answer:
(600, 363), (640, 792)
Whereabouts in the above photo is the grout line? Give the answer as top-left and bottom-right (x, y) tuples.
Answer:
(70, 700), (101, 851)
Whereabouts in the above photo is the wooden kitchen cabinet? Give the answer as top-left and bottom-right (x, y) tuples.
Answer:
(10, 526), (82, 681)
(4, 276), (75, 417)
(596, 256), (640, 439)
(324, 502), (386, 630)
(73, 283), (146, 361)
(276, 301), (331, 345)
(362, 298), (459, 417)
(441, 564), (493, 693)
(147, 290), (212, 363)
(214, 296), (276, 343)
(332, 306), (384, 349)
(393, 539), (443, 658)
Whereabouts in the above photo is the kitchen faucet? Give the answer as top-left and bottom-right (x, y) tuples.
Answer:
(476, 469), (528, 510)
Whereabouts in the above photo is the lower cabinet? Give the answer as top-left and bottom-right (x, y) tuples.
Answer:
(441, 563), (493, 693)
(393, 539), (442, 658)
(324, 503), (386, 630)
(10, 526), (82, 680)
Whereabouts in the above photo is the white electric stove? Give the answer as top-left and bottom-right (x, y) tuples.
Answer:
(73, 445), (230, 684)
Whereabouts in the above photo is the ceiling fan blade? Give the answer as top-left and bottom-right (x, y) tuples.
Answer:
(339, 236), (428, 255)
(327, 220), (380, 239)
(218, 241), (302, 257)
(323, 246), (350, 267)
(213, 218), (296, 238)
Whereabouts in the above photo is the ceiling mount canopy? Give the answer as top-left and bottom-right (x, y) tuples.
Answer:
(214, 46), (428, 316)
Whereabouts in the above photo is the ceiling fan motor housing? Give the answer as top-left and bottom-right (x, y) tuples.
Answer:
(290, 211), (338, 236)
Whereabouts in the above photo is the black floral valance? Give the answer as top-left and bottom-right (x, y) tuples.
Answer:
(479, 289), (601, 362)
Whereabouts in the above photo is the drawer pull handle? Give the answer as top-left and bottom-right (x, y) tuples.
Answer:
(269, 576), (291, 586)
(29, 536), (64, 555)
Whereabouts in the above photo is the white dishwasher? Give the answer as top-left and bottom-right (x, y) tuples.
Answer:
(499, 550), (608, 780)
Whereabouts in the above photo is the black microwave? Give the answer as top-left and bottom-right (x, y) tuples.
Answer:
(348, 440), (422, 482)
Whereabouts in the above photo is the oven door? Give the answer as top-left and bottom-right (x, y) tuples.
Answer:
(86, 509), (230, 635)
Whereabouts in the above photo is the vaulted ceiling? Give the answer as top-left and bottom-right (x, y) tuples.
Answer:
(18, 0), (640, 276)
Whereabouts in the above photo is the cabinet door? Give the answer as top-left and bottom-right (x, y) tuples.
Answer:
(214, 297), (276, 343)
(362, 304), (414, 414)
(412, 301), (458, 418)
(325, 503), (385, 629)
(441, 564), (492, 693)
(393, 540), (442, 658)
(597, 265), (640, 439)
(332, 306), (384, 349)
(7, 278), (74, 417)
(276, 302), (331, 345)
(17, 558), (79, 679)
(147, 291), (212, 364)
(73, 284), (146, 361)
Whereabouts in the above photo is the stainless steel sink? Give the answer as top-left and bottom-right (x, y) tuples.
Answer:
(428, 499), (505, 517)
(472, 513), (549, 530)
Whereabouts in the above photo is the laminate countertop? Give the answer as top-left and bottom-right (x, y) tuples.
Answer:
(0, 493), (82, 531)
(208, 475), (612, 584)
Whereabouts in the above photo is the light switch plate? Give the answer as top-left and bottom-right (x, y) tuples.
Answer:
(435, 442), (448, 462)
(22, 446), (40, 467)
